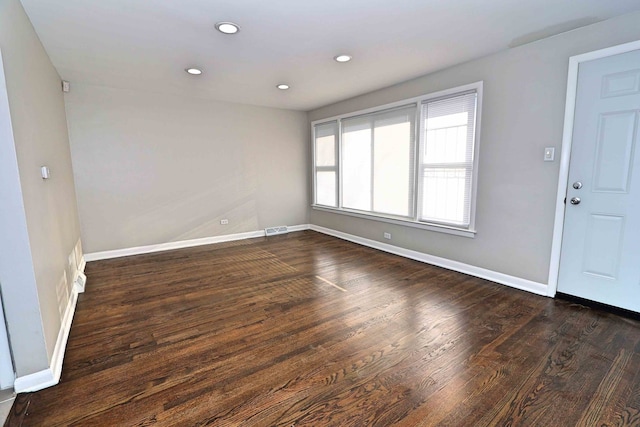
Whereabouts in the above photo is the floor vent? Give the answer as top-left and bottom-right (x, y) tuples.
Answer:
(265, 226), (288, 236)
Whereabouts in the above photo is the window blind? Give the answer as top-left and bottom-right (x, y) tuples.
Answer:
(419, 91), (477, 227)
(341, 105), (416, 217)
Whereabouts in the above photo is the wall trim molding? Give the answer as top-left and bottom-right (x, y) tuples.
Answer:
(309, 224), (548, 297)
(14, 258), (86, 393)
(84, 225), (312, 262)
(13, 368), (53, 394)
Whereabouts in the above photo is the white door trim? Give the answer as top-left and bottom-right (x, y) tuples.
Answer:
(0, 49), (17, 389)
(548, 39), (640, 297)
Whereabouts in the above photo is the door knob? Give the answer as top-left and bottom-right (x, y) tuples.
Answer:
(570, 197), (581, 205)
(573, 181), (582, 189)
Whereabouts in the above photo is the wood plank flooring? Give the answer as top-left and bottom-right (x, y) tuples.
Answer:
(6, 230), (640, 426)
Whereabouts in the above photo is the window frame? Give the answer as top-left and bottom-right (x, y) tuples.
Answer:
(311, 81), (483, 238)
(312, 120), (339, 208)
(417, 89), (478, 229)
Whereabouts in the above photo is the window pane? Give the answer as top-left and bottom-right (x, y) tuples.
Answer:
(426, 111), (468, 130)
(424, 126), (468, 164)
(316, 171), (336, 207)
(421, 168), (470, 226)
(373, 119), (412, 216)
(315, 122), (337, 167)
(342, 126), (372, 211)
(420, 91), (477, 227)
(423, 93), (476, 164)
(342, 105), (415, 216)
(315, 135), (335, 166)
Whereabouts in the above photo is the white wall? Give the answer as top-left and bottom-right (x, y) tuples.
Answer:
(0, 0), (82, 377)
(65, 84), (309, 253)
(308, 12), (640, 286)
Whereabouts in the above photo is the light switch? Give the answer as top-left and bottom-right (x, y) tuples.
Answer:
(41, 166), (50, 179)
(544, 147), (555, 162)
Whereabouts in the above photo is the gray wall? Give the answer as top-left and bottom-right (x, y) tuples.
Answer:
(0, 0), (82, 376)
(308, 12), (640, 285)
(65, 84), (309, 253)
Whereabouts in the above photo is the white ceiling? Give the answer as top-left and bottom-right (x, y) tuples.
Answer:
(20, 0), (640, 111)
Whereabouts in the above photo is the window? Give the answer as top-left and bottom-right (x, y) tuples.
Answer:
(313, 121), (338, 207)
(342, 105), (416, 217)
(419, 91), (477, 227)
(312, 82), (482, 237)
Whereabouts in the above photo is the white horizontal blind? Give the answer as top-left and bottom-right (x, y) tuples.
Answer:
(341, 105), (416, 217)
(314, 121), (338, 207)
(419, 91), (477, 227)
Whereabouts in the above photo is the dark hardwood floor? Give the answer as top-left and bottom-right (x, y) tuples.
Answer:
(6, 230), (640, 426)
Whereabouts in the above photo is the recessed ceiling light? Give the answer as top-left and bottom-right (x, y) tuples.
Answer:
(216, 22), (240, 34)
(276, 84), (290, 90)
(185, 68), (202, 75)
(334, 54), (352, 63)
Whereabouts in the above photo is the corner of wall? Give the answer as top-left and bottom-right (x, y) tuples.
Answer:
(14, 245), (85, 393)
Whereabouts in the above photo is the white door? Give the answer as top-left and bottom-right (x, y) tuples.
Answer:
(558, 49), (640, 313)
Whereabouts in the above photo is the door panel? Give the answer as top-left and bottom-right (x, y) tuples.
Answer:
(558, 49), (640, 312)
(592, 111), (637, 193)
(582, 214), (624, 279)
(601, 69), (640, 98)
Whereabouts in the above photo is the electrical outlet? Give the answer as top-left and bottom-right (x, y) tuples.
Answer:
(220, 219), (229, 225)
(383, 232), (391, 240)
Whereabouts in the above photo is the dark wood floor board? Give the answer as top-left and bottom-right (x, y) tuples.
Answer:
(395, 294), (552, 426)
(6, 230), (640, 426)
(161, 284), (546, 425)
(471, 307), (636, 427)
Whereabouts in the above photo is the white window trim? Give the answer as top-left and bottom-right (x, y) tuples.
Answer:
(312, 81), (483, 238)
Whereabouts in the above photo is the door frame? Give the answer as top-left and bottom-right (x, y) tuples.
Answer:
(547, 39), (640, 297)
(0, 48), (17, 388)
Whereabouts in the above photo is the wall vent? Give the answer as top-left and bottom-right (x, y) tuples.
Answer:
(265, 226), (288, 236)
(74, 272), (87, 293)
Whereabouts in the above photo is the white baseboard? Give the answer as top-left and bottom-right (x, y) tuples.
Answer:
(284, 224), (310, 233)
(13, 368), (54, 393)
(84, 224), (312, 262)
(14, 256), (86, 393)
(309, 225), (548, 297)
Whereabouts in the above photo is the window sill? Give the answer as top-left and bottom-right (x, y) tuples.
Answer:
(311, 205), (476, 238)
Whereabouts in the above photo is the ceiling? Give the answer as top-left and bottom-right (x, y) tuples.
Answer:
(20, 0), (640, 111)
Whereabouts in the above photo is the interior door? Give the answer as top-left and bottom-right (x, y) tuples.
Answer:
(558, 49), (640, 313)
